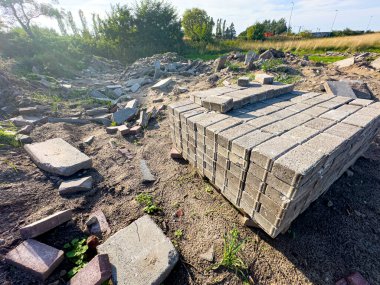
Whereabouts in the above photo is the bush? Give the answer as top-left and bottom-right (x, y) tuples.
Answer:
(182, 8), (214, 42)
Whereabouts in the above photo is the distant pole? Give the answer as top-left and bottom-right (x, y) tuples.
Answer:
(298, 26), (302, 33)
(366, 16), (373, 31)
(288, 1), (294, 33)
(330, 9), (338, 32)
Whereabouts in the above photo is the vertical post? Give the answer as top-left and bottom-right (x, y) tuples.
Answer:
(330, 9), (338, 32)
(288, 2), (294, 33)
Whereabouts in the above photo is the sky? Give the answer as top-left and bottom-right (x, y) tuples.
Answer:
(36, 0), (380, 34)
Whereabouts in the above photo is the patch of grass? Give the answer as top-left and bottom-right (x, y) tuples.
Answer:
(64, 238), (88, 279)
(226, 61), (244, 72)
(2, 159), (18, 172)
(0, 129), (20, 148)
(205, 183), (214, 194)
(136, 193), (161, 214)
(274, 74), (302, 84)
(174, 229), (183, 239)
(110, 121), (117, 127)
(308, 55), (347, 64)
(261, 59), (284, 72)
(214, 228), (247, 278)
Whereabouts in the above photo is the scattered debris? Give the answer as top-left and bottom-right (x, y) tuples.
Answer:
(83, 136), (95, 145)
(24, 138), (92, 176)
(140, 159), (156, 183)
(86, 210), (111, 238)
(97, 215), (179, 285)
(152, 77), (173, 90)
(58, 176), (93, 195)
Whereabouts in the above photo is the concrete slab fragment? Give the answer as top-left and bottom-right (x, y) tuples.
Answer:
(59, 176), (93, 195)
(324, 81), (357, 98)
(24, 138), (92, 176)
(98, 215), (179, 285)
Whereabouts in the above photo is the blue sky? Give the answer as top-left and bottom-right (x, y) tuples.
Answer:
(38, 0), (380, 33)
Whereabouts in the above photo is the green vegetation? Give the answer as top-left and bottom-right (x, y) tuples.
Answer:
(136, 193), (161, 214)
(174, 229), (183, 239)
(205, 183), (214, 194)
(274, 74), (302, 84)
(214, 229), (247, 278)
(182, 8), (214, 42)
(308, 55), (347, 64)
(64, 238), (89, 278)
(261, 59), (284, 72)
(239, 18), (287, 40)
(0, 129), (20, 148)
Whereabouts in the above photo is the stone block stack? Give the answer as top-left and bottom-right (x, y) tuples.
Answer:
(169, 84), (380, 238)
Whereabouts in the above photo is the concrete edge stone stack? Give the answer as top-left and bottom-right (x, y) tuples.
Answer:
(169, 86), (380, 238)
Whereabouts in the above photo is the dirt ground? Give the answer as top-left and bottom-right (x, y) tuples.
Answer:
(1, 58), (380, 285)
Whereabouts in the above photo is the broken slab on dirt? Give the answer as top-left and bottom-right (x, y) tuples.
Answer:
(111, 108), (137, 125)
(98, 215), (179, 285)
(333, 57), (355, 68)
(324, 81), (357, 98)
(68, 254), (112, 285)
(86, 210), (111, 237)
(151, 77), (173, 90)
(370, 57), (380, 70)
(20, 209), (73, 239)
(340, 79), (373, 100)
(58, 176), (93, 195)
(9, 115), (47, 127)
(140, 159), (156, 183)
(24, 138), (92, 176)
(5, 239), (64, 280)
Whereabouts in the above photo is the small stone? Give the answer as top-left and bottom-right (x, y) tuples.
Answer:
(170, 147), (182, 159)
(16, 134), (33, 144)
(130, 125), (142, 135)
(237, 77), (250, 87)
(86, 210), (111, 238)
(106, 126), (119, 134)
(5, 239), (64, 280)
(255, 74), (274, 85)
(17, 125), (33, 135)
(0, 238), (5, 246)
(152, 78), (173, 90)
(215, 56), (227, 72)
(83, 136), (95, 145)
(58, 176), (93, 195)
(346, 169), (354, 177)
(67, 254), (112, 285)
(199, 246), (215, 262)
(20, 210), (72, 239)
(130, 83), (141, 93)
(140, 159), (156, 183)
(327, 201), (333, 207)
(346, 272), (370, 285)
(335, 278), (348, 285)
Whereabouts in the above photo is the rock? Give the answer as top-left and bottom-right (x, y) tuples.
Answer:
(333, 57), (355, 68)
(58, 176), (93, 195)
(237, 77), (250, 87)
(130, 125), (142, 135)
(259, 50), (274, 60)
(9, 115), (47, 127)
(126, 99), (139, 109)
(111, 108), (137, 125)
(140, 159), (156, 183)
(130, 83), (141, 93)
(19, 209), (73, 239)
(346, 169), (354, 177)
(97, 215), (179, 285)
(270, 48), (285, 58)
(138, 110), (150, 128)
(153, 60), (161, 80)
(17, 125), (33, 135)
(346, 272), (370, 285)
(83, 136), (95, 145)
(86, 210), (111, 238)
(106, 85), (122, 90)
(152, 78), (173, 90)
(170, 147), (182, 159)
(244, 51), (256, 65)
(125, 78), (150, 87)
(255, 74), (274, 85)
(118, 125), (130, 135)
(16, 134), (32, 144)
(86, 235), (100, 250)
(324, 81), (357, 98)
(199, 246), (214, 262)
(86, 107), (109, 116)
(336, 278), (348, 285)
(340, 80), (373, 99)
(5, 239), (64, 281)
(370, 57), (380, 70)
(215, 56), (227, 72)
(18, 107), (40, 116)
(113, 88), (124, 97)
(24, 138), (92, 176)
(327, 200), (333, 207)
(0, 238), (5, 246)
(67, 254), (112, 285)
(106, 126), (119, 134)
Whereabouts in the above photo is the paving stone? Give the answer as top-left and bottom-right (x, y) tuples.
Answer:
(201, 96), (233, 113)
(58, 176), (93, 195)
(281, 125), (319, 144)
(20, 209), (73, 239)
(237, 77), (250, 87)
(24, 138), (92, 176)
(86, 210), (111, 238)
(106, 126), (119, 134)
(342, 113), (376, 128)
(349, 99), (374, 106)
(324, 123), (361, 140)
(68, 254), (112, 285)
(152, 77), (173, 90)
(255, 74), (274, 85)
(98, 215), (179, 285)
(5, 239), (64, 280)
(140, 159), (156, 183)
(303, 133), (346, 155)
(304, 117), (336, 131)
(324, 81), (357, 98)
(231, 131), (273, 159)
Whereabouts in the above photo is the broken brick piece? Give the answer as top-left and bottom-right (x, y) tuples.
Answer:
(68, 254), (112, 285)
(5, 239), (64, 280)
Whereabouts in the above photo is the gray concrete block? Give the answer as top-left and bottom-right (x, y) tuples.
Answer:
(231, 131), (274, 159)
(304, 117), (336, 131)
(202, 96), (234, 113)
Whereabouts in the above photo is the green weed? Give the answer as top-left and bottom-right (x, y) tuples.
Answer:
(205, 183), (214, 194)
(174, 229), (183, 239)
(261, 59), (284, 72)
(0, 130), (20, 148)
(136, 193), (161, 214)
(274, 74), (302, 84)
(64, 238), (88, 278)
(308, 55), (347, 64)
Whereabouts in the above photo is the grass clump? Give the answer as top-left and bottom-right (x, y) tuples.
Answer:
(274, 74), (302, 84)
(64, 238), (88, 278)
(261, 58), (283, 72)
(0, 129), (20, 148)
(174, 229), (183, 239)
(136, 193), (161, 214)
(214, 228), (247, 278)
(308, 55), (347, 64)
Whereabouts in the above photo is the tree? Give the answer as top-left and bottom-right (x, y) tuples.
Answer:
(78, 9), (89, 36)
(229, 23), (236, 39)
(0, 0), (59, 38)
(92, 13), (99, 38)
(246, 22), (265, 40)
(66, 11), (78, 35)
(182, 8), (214, 42)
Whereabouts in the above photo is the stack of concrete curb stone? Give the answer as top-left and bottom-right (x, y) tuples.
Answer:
(169, 83), (380, 238)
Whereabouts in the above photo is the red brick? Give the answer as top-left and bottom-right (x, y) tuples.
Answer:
(68, 254), (112, 285)
(346, 272), (370, 285)
(5, 239), (64, 280)
(20, 209), (73, 239)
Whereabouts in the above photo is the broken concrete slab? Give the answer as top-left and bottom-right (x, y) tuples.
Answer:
(16, 134), (32, 144)
(86, 107), (109, 116)
(9, 115), (47, 127)
(324, 81), (357, 98)
(255, 74), (274, 85)
(68, 254), (112, 285)
(215, 56), (227, 72)
(333, 57), (355, 68)
(237, 77), (250, 87)
(130, 83), (141, 93)
(370, 57), (380, 70)
(340, 79), (373, 100)
(24, 138), (92, 176)
(20, 209), (73, 239)
(125, 99), (139, 109)
(130, 125), (142, 135)
(58, 176), (93, 195)
(111, 108), (137, 125)
(98, 215), (179, 285)
(152, 78), (173, 90)
(5, 239), (64, 281)
(86, 210), (111, 237)
(140, 159), (156, 183)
